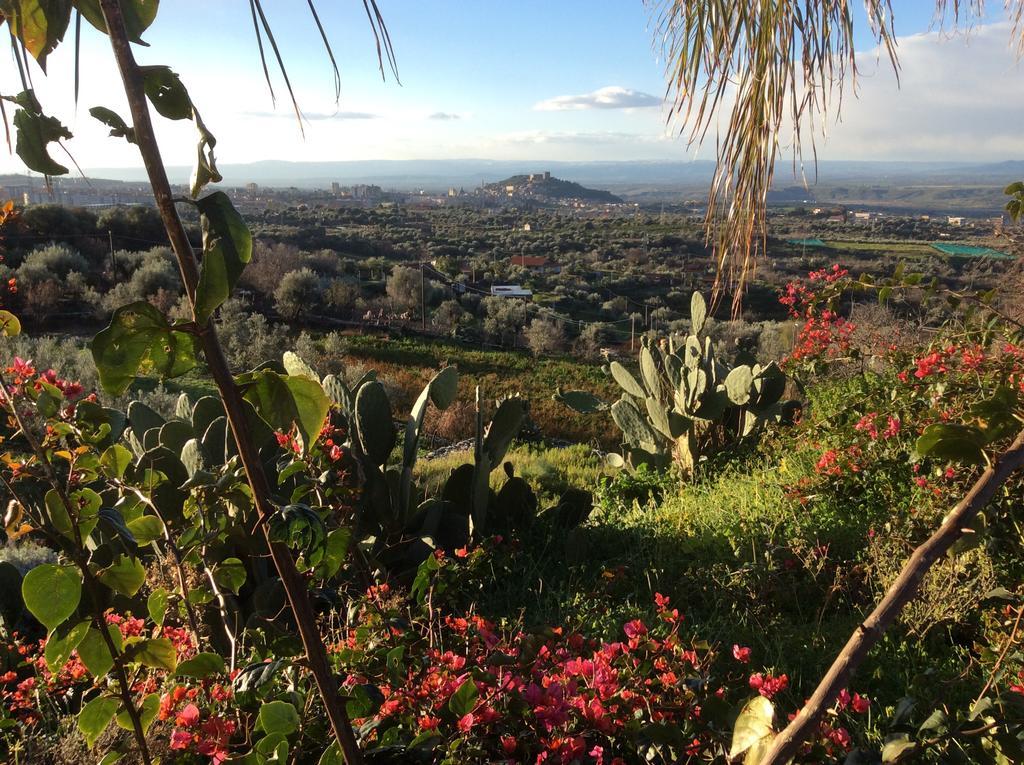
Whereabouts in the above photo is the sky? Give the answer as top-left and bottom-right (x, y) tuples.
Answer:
(0, 1), (1022, 175)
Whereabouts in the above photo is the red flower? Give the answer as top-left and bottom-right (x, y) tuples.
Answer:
(851, 693), (870, 714)
(732, 645), (751, 663)
(176, 703), (201, 728)
(457, 713), (475, 733)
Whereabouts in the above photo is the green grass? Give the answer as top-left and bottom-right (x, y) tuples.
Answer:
(415, 442), (608, 506)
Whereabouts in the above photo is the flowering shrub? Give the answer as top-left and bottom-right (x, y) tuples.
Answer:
(328, 554), (871, 764)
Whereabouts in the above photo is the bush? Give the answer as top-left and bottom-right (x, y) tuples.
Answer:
(274, 267), (322, 319)
(525, 316), (569, 356)
(216, 298), (291, 369)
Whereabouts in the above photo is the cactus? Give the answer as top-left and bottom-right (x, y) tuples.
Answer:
(555, 290), (795, 478)
(354, 381), (396, 468)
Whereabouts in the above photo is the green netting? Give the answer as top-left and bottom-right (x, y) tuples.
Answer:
(930, 243), (1014, 259)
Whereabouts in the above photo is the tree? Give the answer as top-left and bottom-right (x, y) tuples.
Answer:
(433, 299), (465, 334)
(481, 296), (529, 347)
(386, 264), (421, 313)
(524, 317), (568, 356)
(275, 267), (322, 320)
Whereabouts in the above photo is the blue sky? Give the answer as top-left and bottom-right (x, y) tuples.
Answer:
(0, 1), (1021, 174)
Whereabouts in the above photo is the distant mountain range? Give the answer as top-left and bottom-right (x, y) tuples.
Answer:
(73, 158), (1024, 192)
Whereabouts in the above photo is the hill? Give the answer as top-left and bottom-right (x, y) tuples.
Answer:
(480, 172), (622, 204)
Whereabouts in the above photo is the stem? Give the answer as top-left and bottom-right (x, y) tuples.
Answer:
(123, 486), (203, 640)
(760, 429), (1024, 764)
(0, 377), (153, 765)
(97, 3), (363, 762)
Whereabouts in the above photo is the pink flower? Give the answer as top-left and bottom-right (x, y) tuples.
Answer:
(170, 729), (193, 750)
(732, 645), (751, 663)
(457, 713), (475, 733)
(175, 703), (200, 728)
(851, 693), (870, 714)
(623, 620), (647, 640)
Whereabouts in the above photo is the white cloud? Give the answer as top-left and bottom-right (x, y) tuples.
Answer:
(533, 86), (661, 111)
(813, 22), (1024, 160)
(428, 111), (461, 120)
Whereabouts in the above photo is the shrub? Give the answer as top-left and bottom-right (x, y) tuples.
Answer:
(274, 267), (322, 319)
(525, 316), (568, 356)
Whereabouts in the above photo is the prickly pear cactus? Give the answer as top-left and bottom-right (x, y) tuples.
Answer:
(554, 291), (796, 478)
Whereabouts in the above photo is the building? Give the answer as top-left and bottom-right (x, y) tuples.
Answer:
(490, 285), (533, 299)
(508, 254), (561, 274)
(947, 216), (965, 226)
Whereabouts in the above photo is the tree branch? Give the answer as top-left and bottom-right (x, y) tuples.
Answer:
(760, 428), (1024, 764)
(96, 3), (363, 762)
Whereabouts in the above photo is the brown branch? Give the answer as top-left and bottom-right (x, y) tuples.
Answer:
(96, 3), (363, 763)
(760, 428), (1024, 764)
(0, 375), (153, 765)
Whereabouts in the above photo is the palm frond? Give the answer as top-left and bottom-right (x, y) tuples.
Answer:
(652, 0), (899, 315)
(362, 0), (400, 83)
(73, 9), (81, 107)
(251, 0), (305, 135)
(248, 0), (276, 106)
(306, 0), (341, 102)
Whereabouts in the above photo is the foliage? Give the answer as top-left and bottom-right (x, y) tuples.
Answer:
(556, 291), (795, 477)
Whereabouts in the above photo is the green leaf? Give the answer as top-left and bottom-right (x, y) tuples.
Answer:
(258, 700), (300, 736)
(46, 487), (100, 541)
(147, 588), (169, 627)
(76, 0), (158, 44)
(43, 619), (88, 674)
(77, 695), (118, 748)
(115, 692), (159, 733)
(138, 65), (192, 120)
(125, 515), (164, 545)
(133, 637), (176, 672)
(77, 625), (122, 678)
(100, 444), (133, 479)
(175, 652), (226, 679)
(881, 734), (916, 763)
(90, 301), (198, 395)
(448, 678), (478, 718)
(193, 191), (252, 323)
(314, 527), (351, 579)
(0, 310), (21, 336)
(88, 106), (136, 143)
(8, 90), (72, 175)
(729, 696), (774, 762)
(97, 555), (146, 596)
(2, 1), (73, 69)
(915, 423), (986, 465)
(213, 557), (246, 594)
(22, 563), (81, 631)
(241, 370), (330, 453)
(319, 742), (343, 765)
